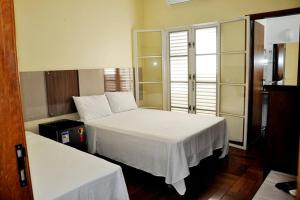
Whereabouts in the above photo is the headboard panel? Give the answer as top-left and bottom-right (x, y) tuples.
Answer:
(78, 69), (105, 96)
(20, 68), (133, 122)
(45, 70), (79, 117)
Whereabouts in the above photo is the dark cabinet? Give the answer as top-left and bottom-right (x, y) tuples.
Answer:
(264, 86), (300, 175)
(39, 119), (87, 152)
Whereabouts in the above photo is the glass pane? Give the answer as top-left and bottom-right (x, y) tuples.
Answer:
(138, 57), (162, 82)
(220, 115), (244, 142)
(138, 83), (163, 109)
(137, 31), (162, 57)
(221, 53), (245, 83)
(196, 83), (216, 115)
(170, 82), (188, 110)
(169, 31), (188, 56)
(220, 85), (245, 115)
(170, 57), (188, 82)
(196, 27), (217, 54)
(196, 55), (217, 82)
(221, 20), (246, 52)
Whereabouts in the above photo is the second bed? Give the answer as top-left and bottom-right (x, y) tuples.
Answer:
(85, 108), (228, 195)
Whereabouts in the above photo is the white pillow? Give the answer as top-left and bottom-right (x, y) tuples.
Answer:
(105, 92), (137, 113)
(73, 95), (112, 122)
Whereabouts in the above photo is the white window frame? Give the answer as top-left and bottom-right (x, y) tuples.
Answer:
(133, 29), (167, 110)
(192, 22), (219, 115)
(166, 22), (219, 115)
(134, 16), (250, 150)
(218, 16), (250, 150)
(166, 26), (191, 112)
(165, 18), (250, 150)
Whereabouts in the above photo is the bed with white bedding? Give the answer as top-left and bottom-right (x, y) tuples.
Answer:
(84, 108), (229, 195)
(26, 131), (129, 200)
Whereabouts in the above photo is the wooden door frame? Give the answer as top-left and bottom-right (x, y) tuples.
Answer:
(247, 7), (300, 145)
(0, 0), (33, 199)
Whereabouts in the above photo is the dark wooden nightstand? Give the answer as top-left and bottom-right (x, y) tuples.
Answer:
(39, 119), (87, 152)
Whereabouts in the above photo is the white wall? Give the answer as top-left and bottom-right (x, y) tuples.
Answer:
(263, 14), (300, 48)
(257, 14), (300, 84)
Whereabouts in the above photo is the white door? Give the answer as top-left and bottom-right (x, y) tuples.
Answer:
(134, 30), (166, 110)
(168, 24), (218, 115)
(167, 18), (250, 149)
(219, 17), (250, 149)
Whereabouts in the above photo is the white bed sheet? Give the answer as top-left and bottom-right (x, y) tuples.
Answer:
(26, 131), (129, 200)
(85, 109), (229, 195)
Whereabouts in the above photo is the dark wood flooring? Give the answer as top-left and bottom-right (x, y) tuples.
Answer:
(110, 146), (266, 200)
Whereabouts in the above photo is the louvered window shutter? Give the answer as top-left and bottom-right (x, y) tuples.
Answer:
(104, 68), (133, 92)
(169, 31), (189, 112)
(195, 27), (217, 115)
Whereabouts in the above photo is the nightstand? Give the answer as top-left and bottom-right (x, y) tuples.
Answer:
(39, 119), (87, 152)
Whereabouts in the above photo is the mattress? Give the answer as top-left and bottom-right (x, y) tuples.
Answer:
(26, 131), (129, 200)
(85, 109), (229, 195)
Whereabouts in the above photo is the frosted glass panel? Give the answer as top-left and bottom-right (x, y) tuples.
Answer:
(196, 55), (217, 82)
(220, 85), (245, 115)
(221, 20), (246, 52)
(137, 32), (162, 56)
(221, 115), (244, 142)
(196, 27), (217, 54)
(138, 83), (163, 109)
(138, 57), (162, 82)
(221, 54), (245, 83)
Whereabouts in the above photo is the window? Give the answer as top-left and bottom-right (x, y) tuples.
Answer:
(168, 25), (217, 115)
(133, 30), (165, 110)
(169, 31), (189, 112)
(135, 17), (250, 148)
(195, 27), (217, 115)
(104, 68), (133, 92)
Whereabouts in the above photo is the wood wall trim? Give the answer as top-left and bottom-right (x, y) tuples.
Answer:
(249, 7), (300, 20)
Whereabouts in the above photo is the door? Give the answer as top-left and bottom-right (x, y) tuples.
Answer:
(250, 22), (264, 143)
(219, 17), (250, 149)
(134, 30), (166, 110)
(0, 0), (33, 199)
(167, 18), (250, 149)
(168, 29), (190, 112)
(168, 24), (218, 115)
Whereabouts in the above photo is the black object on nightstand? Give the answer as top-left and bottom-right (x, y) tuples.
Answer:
(39, 119), (87, 152)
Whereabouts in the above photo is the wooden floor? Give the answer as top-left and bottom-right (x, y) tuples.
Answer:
(116, 146), (266, 200)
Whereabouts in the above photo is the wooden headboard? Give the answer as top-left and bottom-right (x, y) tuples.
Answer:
(45, 70), (79, 117)
(20, 68), (133, 122)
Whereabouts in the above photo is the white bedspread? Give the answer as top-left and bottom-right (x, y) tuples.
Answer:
(26, 131), (129, 200)
(85, 109), (229, 195)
